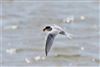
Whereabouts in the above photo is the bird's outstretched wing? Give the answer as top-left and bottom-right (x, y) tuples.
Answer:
(45, 33), (56, 56)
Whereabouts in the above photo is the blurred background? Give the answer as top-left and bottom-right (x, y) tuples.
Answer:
(1, 0), (100, 66)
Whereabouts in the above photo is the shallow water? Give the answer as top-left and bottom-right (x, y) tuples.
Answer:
(1, 0), (100, 66)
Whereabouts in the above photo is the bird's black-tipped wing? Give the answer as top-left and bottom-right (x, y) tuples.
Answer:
(45, 33), (56, 56)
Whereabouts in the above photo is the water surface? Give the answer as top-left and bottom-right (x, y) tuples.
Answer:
(1, 0), (100, 66)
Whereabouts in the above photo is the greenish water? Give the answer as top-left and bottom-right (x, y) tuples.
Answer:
(1, 0), (100, 66)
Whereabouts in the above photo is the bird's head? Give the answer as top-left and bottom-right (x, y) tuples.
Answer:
(43, 26), (52, 32)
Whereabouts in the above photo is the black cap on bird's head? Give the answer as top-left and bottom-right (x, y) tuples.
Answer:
(43, 26), (52, 32)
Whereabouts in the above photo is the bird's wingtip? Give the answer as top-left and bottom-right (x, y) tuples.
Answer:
(45, 53), (48, 56)
(45, 50), (48, 56)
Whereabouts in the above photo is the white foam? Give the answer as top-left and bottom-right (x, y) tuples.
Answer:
(4, 25), (18, 30)
(80, 16), (85, 20)
(25, 58), (31, 64)
(6, 48), (16, 54)
(41, 56), (46, 60)
(34, 56), (46, 61)
(34, 56), (41, 61)
(80, 47), (85, 51)
(63, 16), (74, 23)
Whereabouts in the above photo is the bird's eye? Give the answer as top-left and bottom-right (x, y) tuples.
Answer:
(45, 26), (52, 31)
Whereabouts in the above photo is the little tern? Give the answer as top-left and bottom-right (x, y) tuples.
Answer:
(43, 24), (72, 56)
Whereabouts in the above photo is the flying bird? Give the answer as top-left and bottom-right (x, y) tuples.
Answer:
(43, 24), (72, 56)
